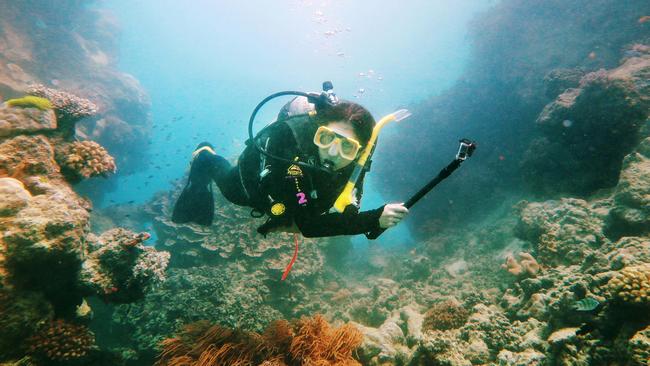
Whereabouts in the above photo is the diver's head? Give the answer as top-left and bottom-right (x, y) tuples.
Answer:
(313, 101), (375, 171)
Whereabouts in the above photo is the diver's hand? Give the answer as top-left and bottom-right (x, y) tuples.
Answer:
(379, 203), (409, 229)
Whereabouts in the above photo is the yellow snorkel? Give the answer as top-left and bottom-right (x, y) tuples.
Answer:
(332, 109), (411, 213)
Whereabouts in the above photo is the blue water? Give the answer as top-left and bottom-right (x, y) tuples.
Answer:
(101, 0), (495, 244)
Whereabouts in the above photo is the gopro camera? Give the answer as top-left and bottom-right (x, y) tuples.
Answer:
(456, 139), (477, 161)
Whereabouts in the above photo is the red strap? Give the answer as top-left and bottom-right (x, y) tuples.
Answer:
(281, 233), (300, 281)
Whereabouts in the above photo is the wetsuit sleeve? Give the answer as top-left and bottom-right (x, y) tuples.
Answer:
(293, 205), (385, 238)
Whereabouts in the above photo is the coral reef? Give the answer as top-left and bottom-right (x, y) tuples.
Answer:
(0, 101), (56, 137)
(607, 264), (650, 304)
(155, 314), (363, 366)
(80, 228), (169, 303)
(26, 319), (96, 363)
(607, 137), (650, 239)
(522, 51), (650, 196)
(515, 198), (607, 266)
(0, 2), (152, 172)
(55, 140), (116, 181)
(0, 85), (167, 363)
(422, 299), (470, 331)
(375, 0), (649, 233)
(110, 266), (283, 357)
(501, 252), (540, 278)
(27, 84), (98, 122)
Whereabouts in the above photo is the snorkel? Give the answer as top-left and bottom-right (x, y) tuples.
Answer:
(332, 109), (411, 213)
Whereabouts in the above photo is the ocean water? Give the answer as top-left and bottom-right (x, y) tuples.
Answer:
(1, 0), (649, 365)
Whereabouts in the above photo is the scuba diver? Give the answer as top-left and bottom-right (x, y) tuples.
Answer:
(171, 82), (409, 238)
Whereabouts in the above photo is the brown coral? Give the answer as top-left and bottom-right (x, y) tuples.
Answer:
(56, 140), (116, 180)
(607, 263), (650, 304)
(422, 300), (470, 331)
(156, 314), (363, 366)
(26, 319), (96, 362)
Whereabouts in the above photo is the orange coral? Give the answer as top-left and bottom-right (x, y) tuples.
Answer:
(26, 319), (96, 362)
(56, 140), (116, 179)
(422, 300), (469, 331)
(156, 314), (363, 366)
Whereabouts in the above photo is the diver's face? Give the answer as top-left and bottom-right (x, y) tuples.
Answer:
(316, 121), (361, 171)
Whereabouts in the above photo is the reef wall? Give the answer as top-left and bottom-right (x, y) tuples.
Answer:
(0, 0), (151, 174)
(0, 95), (168, 365)
(375, 0), (650, 238)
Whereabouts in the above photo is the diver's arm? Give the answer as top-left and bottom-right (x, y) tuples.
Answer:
(293, 205), (384, 238)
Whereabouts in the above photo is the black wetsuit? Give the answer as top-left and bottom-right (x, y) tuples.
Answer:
(173, 114), (384, 238)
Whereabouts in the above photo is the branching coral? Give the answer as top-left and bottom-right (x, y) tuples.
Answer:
(502, 252), (540, 278)
(27, 84), (98, 122)
(422, 300), (470, 331)
(155, 314), (363, 366)
(56, 140), (116, 180)
(26, 319), (96, 362)
(607, 263), (650, 304)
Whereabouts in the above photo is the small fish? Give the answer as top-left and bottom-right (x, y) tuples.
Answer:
(573, 297), (600, 311)
(127, 200), (135, 204)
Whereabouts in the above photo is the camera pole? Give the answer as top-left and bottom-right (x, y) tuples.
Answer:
(366, 139), (476, 240)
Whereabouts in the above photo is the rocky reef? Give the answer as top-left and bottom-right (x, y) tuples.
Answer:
(375, 0), (650, 235)
(0, 94), (168, 365)
(0, 1), (151, 173)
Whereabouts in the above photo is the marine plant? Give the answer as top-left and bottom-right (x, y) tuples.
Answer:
(6, 96), (53, 111)
(155, 314), (363, 366)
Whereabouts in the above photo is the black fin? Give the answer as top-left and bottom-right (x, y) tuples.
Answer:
(171, 145), (218, 226)
(172, 184), (214, 226)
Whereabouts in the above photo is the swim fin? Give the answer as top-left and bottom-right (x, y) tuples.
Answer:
(171, 143), (217, 226)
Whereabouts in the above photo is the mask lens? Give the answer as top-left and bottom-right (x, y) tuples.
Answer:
(340, 139), (359, 159)
(315, 127), (336, 147)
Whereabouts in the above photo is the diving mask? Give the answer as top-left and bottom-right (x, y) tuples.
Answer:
(313, 125), (362, 160)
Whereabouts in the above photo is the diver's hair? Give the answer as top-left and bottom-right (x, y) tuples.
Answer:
(315, 101), (375, 145)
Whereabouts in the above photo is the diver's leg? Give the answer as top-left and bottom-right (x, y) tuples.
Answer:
(172, 143), (224, 225)
(192, 143), (251, 207)
(214, 166), (251, 206)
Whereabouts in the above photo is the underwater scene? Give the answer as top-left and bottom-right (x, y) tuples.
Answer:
(1, 0), (649, 365)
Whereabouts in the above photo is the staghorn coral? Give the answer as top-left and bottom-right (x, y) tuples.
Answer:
(155, 314), (363, 366)
(502, 252), (541, 278)
(607, 263), (650, 304)
(422, 299), (470, 331)
(55, 140), (116, 181)
(6, 96), (53, 111)
(26, 319), (96, 362)
(27, 84), (97, 122)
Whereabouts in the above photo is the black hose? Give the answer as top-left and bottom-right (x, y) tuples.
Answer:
(247, 90), (332, 174)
